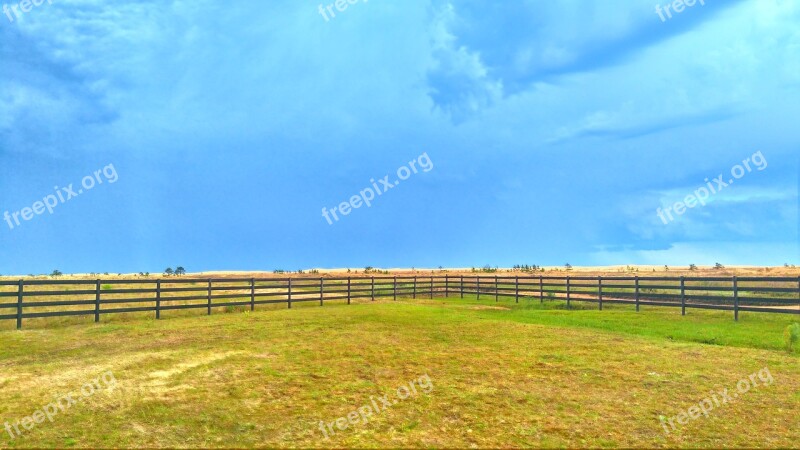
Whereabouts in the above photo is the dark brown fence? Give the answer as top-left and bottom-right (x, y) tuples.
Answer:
(1, 275), (798, 329)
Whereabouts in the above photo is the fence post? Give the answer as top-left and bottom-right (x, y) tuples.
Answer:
(346, 277), (350, 305)
(320, 277), (324, 306)
(445, 274), (449, 297)
(477, 277), (481, 300)
(598, 276), (603, 311)
(566, 276), (571, 309)
(515, 276), (519, 303)
(460, 276), (464, 299)
(16, 279), (23, 330)
(288, 278), (293, 309)
(156, 280), (161, 320)
(635, 276), (640, 312)
(393, 276), (397, 301)
(371, 277), (375, 301)
(495, 275), (498, 302)
(733, 276), (739, 322)
(680, 276), (686, 316)
(430, 276), (433, 299)
(250, 277), (255, 311)
(539, 276), (543, 303)
(413, 276), (417, 299)
(207, 279), (212, 315)
(94, 279), (101, 323)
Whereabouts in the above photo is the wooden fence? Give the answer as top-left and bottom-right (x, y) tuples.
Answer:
(1, 275), (798, 329)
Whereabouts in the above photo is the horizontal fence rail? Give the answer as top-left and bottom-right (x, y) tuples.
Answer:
(0, 275), (798, 329)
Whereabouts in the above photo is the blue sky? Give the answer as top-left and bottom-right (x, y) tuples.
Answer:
(1, 0), (798, 274)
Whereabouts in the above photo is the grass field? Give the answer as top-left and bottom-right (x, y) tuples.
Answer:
(0, 296), (798, 448)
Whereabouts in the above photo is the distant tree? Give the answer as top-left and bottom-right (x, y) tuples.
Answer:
(50, 270), (62, 278)
(714, 263), (725, 270)
(564, 263), (573, 271)
(664, 265), (669, 271)
(364, 266), (374, 274)
(164, 267), (174, 276)
(175, 267), (186, 276)
(479, 265), (497, 273)
(689, 264), (698, 271)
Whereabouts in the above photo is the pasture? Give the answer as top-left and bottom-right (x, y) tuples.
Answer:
(1, 294), (797, 448)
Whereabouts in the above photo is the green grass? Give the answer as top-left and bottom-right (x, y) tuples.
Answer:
(465, 297), (799, 351)
(0, 296), (797, 448)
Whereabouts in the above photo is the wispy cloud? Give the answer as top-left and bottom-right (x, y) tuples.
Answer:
(547, 106), (740, 144)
